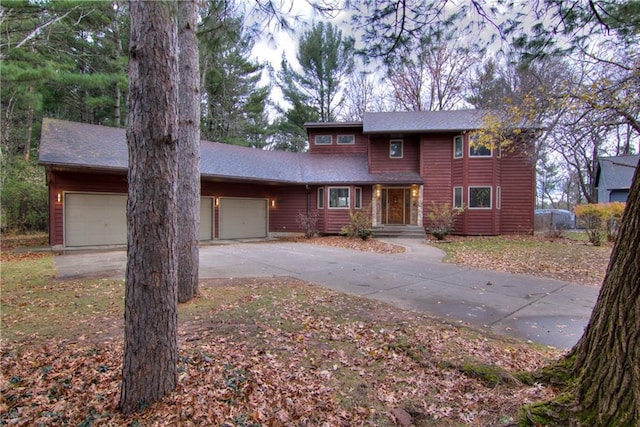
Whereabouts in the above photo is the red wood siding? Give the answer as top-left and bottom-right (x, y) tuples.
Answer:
(307, 129), (368, 155)
(499, 151), (535, 233)
(369, 136), (420, 173)
(421, 134), (453, 231)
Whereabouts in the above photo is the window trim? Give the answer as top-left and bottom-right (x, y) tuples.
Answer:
(468, 186), (492, 209)
(453, 186), (463, 209)
(453, 135), (464, 159)
(337, 134), (355, 145)
(328, 186), (350, 209)
(468, 135), (492, 157)
(354, 187), (362, 209)
(389, 139), (403, 158)
(314, 134), (332, 145)
(317, 187), (325, 209)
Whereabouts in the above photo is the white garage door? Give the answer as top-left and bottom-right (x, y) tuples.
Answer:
(65, 194), (217, 247)
(199, 197), (214, 241)
(65, 193), (127, 247)
(219, 198), (267, 239)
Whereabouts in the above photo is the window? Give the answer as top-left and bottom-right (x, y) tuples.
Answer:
(329, 187), (350, 208)
(355, 187), (362, 208)
(496, 186), (501, 209)
(469, 186), (492, 209)
(317, 187), (325, 209)
(453, 135), (464, 159)
(390, 140), (403, 158)
(315, 135), (332, 145)
(453, 187), (463, 209)
(469, 134), (492, 157)
(337, 134), (355, 145)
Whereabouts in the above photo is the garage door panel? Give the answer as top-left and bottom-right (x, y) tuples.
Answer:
(219, 198), (267, 239)
(65, 193), (127, 247)
(199, 197), (213, 241)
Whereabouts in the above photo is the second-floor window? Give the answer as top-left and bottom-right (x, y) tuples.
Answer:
(453, 135), (464, 158)
(469, 134), (492, 157)
(390, 139), (403, 158)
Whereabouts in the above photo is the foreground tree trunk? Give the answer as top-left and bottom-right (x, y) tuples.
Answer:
(524, 159), (639, 425)
(119, 0), (179, 415)
(571, 158), (640, 425)
(177, 0), (201, 303)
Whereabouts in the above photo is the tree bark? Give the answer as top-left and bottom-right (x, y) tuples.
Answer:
(570, 158), (640, 425)
(177, 0), (201, 303)
(119, 0), (179, 415)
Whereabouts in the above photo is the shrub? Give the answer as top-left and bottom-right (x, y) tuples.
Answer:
(340, 204), (373, 240)
(604, 202), (625, 242)
(574, 203), (625, 246)
(426, 201), (463, 240)
(295, 210), (320, 238)
(1, 157), (48, 233)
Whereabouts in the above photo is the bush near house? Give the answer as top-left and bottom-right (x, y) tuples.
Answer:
(296, 210), (320, 238)
(340, 205), (373, 240)
(426, 201), (464, 240)
(574, 202), (626, 246)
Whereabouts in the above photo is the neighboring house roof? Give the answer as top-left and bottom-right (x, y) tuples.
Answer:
(362, 110), (493, 133)
(39, 118), (422, 185)
(596, 155), (639, 190)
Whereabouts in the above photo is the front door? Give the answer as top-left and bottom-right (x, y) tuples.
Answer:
(387, 188), (405, 224)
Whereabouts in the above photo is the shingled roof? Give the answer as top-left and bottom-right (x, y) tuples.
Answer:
(362, 110), (492, 133)
(39, 118), (422, 185)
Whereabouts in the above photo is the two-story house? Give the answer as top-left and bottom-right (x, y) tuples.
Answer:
(39, 110), (535, 248)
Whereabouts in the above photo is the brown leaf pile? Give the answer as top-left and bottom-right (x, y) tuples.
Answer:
(1, 278), (560, 426)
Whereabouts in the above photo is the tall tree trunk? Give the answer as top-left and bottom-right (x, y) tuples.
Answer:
(177, 0), (200, 303)
(570, 158), (640, 425)
(119, 0), (179, 415)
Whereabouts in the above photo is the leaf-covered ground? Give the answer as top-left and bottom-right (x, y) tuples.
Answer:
(435, 234), (610, 286)
(1, 250), (562, 426)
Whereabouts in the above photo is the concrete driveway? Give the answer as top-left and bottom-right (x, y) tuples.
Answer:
(53, 239), (599, 350)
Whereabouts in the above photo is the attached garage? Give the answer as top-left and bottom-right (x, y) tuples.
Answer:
(218, 197), (268, 239)
(65, 194), (216, 247)
(65, 192), (127, 247)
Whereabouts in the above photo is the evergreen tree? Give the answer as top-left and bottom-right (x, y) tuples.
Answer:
(199, 5), (271, 147)
(0, 0), (128, 159)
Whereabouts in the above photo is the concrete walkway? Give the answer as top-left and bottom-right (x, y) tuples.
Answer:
(53, 239), (599, 349)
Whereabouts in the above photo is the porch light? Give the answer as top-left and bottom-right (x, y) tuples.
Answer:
(271, 199), (277, 208)
(411, 186), (418, 197)
(215, 197), (219, 207)
(375, 186), (381, 199)
(57, 193), (62, 203)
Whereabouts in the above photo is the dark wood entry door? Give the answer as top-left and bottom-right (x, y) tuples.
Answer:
(387, 188), (405, 224)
